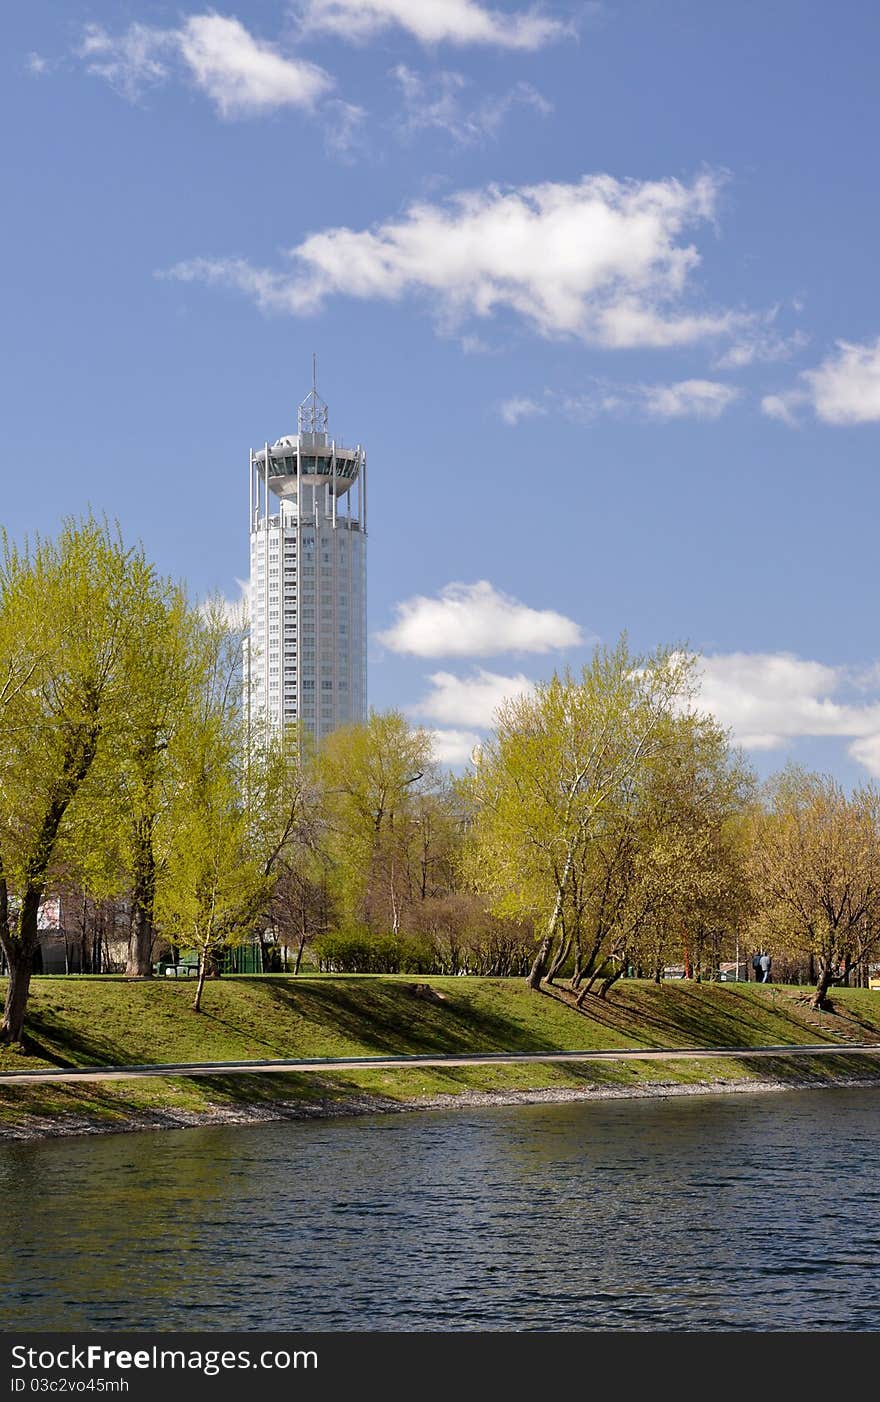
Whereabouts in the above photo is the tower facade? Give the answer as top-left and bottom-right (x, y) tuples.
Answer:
(247, 373), (367, 742)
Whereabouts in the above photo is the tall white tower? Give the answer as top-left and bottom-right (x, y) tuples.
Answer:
(247, 367), (367, 741)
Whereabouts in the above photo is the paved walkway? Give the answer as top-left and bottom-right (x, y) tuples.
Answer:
(2, 1042), (880, 1084)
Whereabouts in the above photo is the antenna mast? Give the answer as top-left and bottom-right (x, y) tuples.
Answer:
(298, 353), (328, 436)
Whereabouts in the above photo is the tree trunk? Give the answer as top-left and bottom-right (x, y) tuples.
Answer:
(1, 726), (100, 1039)
(126, 905), (155, 978)
(527, 935), (553, 990)
(81, 895), (90, 973)
(573, 933), (605, 993)
(126, 833), (156, 977)
(0, 943), (34, 1044)
(526, 839), (578, 990)
(545, 935), (571, 986)
(811, 962), (834, 1012)
(576, 974), (596, 1007)
(1, 877), (48, 1043)
(293, 932), (306, 975)
(598, 966), (624, 1000)
(192, 956), (208, 1013)
(389, 854), (401, 937)
(569, 942), (582, 990)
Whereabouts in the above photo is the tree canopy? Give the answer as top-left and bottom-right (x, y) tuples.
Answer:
(3, 522), (878, 1043)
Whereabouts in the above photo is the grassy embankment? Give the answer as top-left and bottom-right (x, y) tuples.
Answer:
(2, 974), (880, 1137)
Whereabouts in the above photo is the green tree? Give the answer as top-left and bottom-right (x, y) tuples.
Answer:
(625, 714), (754, 987)
(532, 709), (751, 999)
(0, 519), (157, 1042)
(317, 710), (435, 935)
(267, 847), (334, 974)
(155, 752), (268, 1013)
(748, 767), (880, 1010)
(244, 725), (328, 971)
(461, 638), (694, 990)
(65, 585), (209, 977)
(154, 609), (267, 1013)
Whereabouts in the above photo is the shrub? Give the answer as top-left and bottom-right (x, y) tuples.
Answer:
(313, 929), (441, 974)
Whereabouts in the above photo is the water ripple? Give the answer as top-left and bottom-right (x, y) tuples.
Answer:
(2, 1086), (880, 1330)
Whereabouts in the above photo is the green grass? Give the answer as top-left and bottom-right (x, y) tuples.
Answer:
(2, 975), (880, 1137)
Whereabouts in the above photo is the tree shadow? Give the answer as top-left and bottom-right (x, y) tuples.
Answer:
(15, 1013), (136, 1070)
(252, 978), (563, 1056)
(539, 981), (866, 1050)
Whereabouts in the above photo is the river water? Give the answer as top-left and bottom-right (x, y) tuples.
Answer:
(2, 1087), (880, 1331)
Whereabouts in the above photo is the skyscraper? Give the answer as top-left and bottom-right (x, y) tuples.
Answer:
(247, 368), (367, 741)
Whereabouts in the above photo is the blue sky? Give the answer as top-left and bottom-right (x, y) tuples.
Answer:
(4, 1), (880, 777)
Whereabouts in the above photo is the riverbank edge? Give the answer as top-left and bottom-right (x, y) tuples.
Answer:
(4, 1063), (880, 1143)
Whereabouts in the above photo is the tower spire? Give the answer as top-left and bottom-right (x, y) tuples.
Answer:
(298, 353), (328, 436)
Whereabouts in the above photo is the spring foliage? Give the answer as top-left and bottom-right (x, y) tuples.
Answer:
(3, 522), (880, 1043)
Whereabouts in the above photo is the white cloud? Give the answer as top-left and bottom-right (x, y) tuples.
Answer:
(499, 395), (547, 426)
(713, 324), (808, 370)
(695, 651), (880, 753)
(429, 728), (483, 766)
(78, 21), (171, 101)
(460, 333), (491, 353)
(296, 0), (570, 49)
(177, 14), (331, 115)
(639, 379), (740, 420)
(25, 52), (50, 76)
(203, 578), (250, 626)
(77, 13), (331, 115)
(391, 65), (550, 145)
(763, 336), (880, 428)
(377, 580), (583, 657)
(410, 649), (880, 774)
(163, 171), (744, 348)
(415, 670), (536, 727)
(473, 79), (552, 134)
(415, 647), (880, 778)
(322, 99), (368, 157)
(500, 379), (739, 424)
(849, 734), (880, 778)
(760, 392), (805, 427)
(803, 337), (880, 424)
(161, 256), (292, 310)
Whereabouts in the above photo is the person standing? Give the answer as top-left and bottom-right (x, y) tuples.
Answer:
(759, 952), (772, 984)
(752, 952), (762, 982)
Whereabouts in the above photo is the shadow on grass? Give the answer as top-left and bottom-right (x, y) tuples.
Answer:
(540, 982), (870, 1051)
(241, 978), (563, 1057)
(3, 976), (571, 1071)
(15, 1014), (136, 1071)
(9, 976), (880, 1078)
(731, 1052), (880, 1086)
